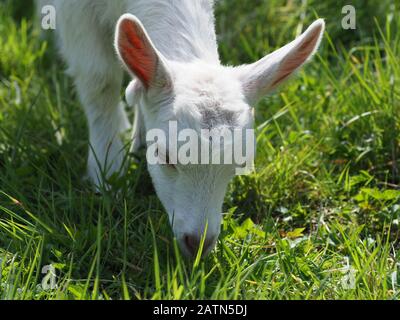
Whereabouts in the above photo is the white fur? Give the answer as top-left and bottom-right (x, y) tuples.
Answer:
(38, 0), (324, 257)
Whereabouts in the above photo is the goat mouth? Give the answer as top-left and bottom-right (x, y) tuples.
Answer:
(178, 235), (217, 259)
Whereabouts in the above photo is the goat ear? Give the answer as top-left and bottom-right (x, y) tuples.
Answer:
(237, 19), (325, 104)
(115, 14), (171, 90)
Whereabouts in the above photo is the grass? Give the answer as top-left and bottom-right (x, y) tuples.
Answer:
(0, 0), (399, 300)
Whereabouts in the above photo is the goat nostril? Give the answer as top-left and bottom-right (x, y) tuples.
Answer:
(184, 234), (199, 256)
(183, 234), (215, 257)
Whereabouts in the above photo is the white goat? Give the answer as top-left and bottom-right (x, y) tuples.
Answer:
(38, 0), (324, 257)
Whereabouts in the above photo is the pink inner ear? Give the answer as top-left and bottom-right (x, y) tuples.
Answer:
(118, 19), (156, 88)
(271, 25), (322, 87)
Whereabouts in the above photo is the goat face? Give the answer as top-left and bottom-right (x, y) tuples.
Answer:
(128, 60), (254, 257)
(115, 14), (324, 257)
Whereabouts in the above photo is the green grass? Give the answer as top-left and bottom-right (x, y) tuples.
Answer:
(0, 0), (399, 300)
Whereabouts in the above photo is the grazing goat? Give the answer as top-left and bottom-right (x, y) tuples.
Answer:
(38, 0), (324, 257)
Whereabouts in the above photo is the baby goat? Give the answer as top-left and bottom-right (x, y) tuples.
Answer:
(38, 0), (324, 257)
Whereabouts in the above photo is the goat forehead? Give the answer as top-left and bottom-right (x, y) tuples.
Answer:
(175, 65), (243, 102)
(173, 67), (248, 129)
(199, 107), (238, 129)
(175, 96), (245, 131)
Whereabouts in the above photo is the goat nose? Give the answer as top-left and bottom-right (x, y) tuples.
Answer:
(183, 234), (215, 257)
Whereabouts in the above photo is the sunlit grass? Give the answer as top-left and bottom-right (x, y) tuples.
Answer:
(0, 0), (399, 300)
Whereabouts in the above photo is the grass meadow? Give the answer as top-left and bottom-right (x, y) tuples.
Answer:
(0, 0), (399, 300)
